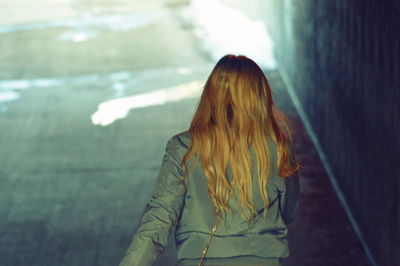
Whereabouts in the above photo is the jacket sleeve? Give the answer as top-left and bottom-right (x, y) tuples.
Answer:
(119, 136), (186, 266)
(279, 149), (301, 225)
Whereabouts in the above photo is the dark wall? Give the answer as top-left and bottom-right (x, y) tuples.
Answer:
(263, 1), (399, 266)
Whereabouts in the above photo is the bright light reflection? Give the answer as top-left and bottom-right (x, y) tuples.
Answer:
(91, 80), (204, 126)
(183, 0), (277, 70)
(0, 91), (19, 102)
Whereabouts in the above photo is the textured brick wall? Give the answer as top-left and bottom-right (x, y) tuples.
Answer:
(261, 1), (400, 265)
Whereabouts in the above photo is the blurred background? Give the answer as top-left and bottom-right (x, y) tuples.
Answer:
(0, 0), (398, 265)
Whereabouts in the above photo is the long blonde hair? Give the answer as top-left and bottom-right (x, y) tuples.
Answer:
(181, 54), (302, 224)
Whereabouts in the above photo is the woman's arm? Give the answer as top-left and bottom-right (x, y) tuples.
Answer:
(279, 148), (301, 225)
(119, 136), (186, 266)
(280, 170), (301, 225)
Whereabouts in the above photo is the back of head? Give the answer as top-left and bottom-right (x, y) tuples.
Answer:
(203, 54), (273, 134)
(181, 54), (301, 223)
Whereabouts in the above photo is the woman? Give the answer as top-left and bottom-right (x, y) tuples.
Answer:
(119, 54), (303, 266)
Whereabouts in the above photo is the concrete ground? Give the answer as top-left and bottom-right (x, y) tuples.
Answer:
(0, 1), (370, 265)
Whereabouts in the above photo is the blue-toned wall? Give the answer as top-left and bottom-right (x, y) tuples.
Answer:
(261, 1), (399, 265)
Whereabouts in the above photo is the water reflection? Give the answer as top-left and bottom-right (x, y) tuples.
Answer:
(91, 80), (203, 126)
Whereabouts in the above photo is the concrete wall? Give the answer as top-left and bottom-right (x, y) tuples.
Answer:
(260, 1), (399, 266)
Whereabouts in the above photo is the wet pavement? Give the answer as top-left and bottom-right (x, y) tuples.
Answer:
(0, 1), (371, 266)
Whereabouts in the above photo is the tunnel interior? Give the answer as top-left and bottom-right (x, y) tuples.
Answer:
(0, 0), (398, 266)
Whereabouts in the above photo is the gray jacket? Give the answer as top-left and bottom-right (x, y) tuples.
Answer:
(119, 130), (301, 265)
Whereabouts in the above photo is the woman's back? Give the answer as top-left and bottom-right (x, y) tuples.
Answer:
(173, 130), (299, 265)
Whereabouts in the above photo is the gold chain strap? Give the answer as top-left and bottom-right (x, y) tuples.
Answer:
(198, 220), (219, 266)
(198, 180), (234, 266)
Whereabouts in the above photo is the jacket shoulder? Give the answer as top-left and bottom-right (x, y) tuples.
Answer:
(171, 130), (191, 149)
